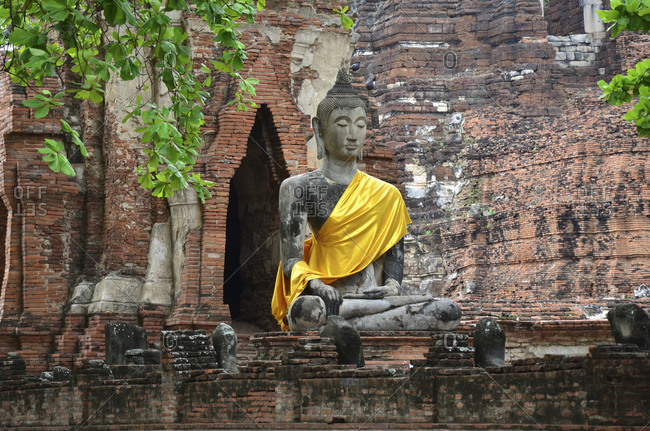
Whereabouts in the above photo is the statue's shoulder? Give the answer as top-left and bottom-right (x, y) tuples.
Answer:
(281, 171), (323, 187)
(358, 171), (401, 196)
(279, 171), (327, 199)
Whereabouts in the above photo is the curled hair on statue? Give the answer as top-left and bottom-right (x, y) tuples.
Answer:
(315, 67), (366, 135)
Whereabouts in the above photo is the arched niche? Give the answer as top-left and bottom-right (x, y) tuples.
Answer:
(223, 105), (289, 331)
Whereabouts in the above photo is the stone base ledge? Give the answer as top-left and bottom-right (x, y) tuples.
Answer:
(251, 330), (457, 368)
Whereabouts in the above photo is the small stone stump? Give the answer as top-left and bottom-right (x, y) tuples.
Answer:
(53, 366), (71, 381)
(607, 303), (650, 350)
(473, 317), (506, 367)
(320, 316), (364, 367)
(212, 323), (238, 372)
(105, 321), (149, 365)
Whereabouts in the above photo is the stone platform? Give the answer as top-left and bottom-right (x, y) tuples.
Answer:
(250, 330), (453, 369)
(0, 327), (649, 429)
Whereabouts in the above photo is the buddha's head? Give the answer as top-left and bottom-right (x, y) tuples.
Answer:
(313, 68), (367, 161)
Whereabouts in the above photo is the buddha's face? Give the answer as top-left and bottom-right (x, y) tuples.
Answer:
(321, 106), (367, 161)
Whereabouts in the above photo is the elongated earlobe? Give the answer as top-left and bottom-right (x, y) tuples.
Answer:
(357, 147), (363, 161)
(312, 116), (325, 160)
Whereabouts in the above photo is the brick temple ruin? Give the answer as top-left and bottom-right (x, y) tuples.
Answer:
(0, 0), (649, 428)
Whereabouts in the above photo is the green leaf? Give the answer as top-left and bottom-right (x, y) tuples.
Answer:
(58, 154), (76, 176)
(341, 14), (354, 29)
(88, 89), (104, 104)
(23, 99), (44, 108)
(138, 172), (154, 189)
(60, 119), (72, 133)
(8, 28), (37, 46)
(627, 0), (641, 13)
(102, 0), (126, 25)
(165, 0), (188, 11)
(334, 5), (354, 30)
(44, 138), (64, 152)
(119, 58), (138, 80)
(161, 68), (176, 90)
(34, 104), (50, 118)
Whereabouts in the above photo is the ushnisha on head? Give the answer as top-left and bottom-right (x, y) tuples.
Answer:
(313, 68), (367, 160)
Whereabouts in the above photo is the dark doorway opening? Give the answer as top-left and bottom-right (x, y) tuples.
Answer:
(223, 186), (242, 320)
(0, 195), (8, 315)
(223, 105), (289, 331)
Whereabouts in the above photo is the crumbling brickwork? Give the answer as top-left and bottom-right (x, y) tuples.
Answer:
(349, 0), (649, 320)
(0, 335), (648, 428)
(0, 0), (648, 373)
(547, 0), (585, 36)
(0, 1), (358, 370)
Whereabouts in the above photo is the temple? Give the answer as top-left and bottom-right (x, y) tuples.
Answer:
(0, 0), (648, 428)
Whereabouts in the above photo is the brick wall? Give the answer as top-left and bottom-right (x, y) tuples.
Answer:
(0, 341), (648, 428)
(350, 0), (649, 323)
(451, 90), (649, 303)
(585, 345), (650, 426)
(435, 360), (587, 424)
(0, 74), (89, 372)
(547, 0), (584, 36)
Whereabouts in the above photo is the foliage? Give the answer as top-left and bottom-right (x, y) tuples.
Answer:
(597, 0), (650, 137)
(1, 0), (265, 202)
(334, 5), (354, 30)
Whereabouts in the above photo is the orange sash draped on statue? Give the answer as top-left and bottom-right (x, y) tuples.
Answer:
(271, 170), (412, 330)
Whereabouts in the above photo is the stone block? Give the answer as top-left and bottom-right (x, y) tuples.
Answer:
(320, 316), (364, 367)
(105, 321), (149, 365)
(570, 34), (588, 43)
(89, 275), (143, 314)
(583, 53), (596, 62)
(212, 323), (238, 372)
(473, 317), (506, 367)
(53, 366), (71, 381)
(125, 348), (162, 365)
(607, 304), (650, 350)
(569, 60), (592, 67)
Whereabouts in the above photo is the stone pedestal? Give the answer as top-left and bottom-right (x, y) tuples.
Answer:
(251, 330), (463, 368)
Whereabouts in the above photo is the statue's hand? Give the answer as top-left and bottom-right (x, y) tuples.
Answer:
(360, 278), (400, 299)
(307, 279), (342, 316)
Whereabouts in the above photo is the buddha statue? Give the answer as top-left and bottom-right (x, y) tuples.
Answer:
(271, 68), (461, 332)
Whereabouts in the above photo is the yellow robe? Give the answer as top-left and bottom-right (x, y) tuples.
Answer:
(271, 170), (412, 330)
